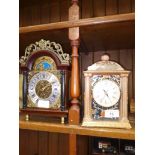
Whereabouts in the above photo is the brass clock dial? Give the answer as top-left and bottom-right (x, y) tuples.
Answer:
(28, 71), (61, 108)
(35, 80), (52, 99)
(92, 79), (120, 108)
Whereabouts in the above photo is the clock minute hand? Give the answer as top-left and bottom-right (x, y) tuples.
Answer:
(103, 89), (112, 104)
(42, 82), (54, 91)
(103, 90), (109, 97)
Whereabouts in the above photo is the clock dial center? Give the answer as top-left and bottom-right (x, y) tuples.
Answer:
(35, 80), (52, 99)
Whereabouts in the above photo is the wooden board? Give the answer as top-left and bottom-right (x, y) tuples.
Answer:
(80, 20), (135, 51)
(40, 0), (50, 24)
(81, 0), (93, 18)
(106, 0), (118, 15)
(118, 0), (131, 14)
(19, 130), (38, 155)
(49, 0), (60, 22)
(93, 0), (106, 17)
(19, 129), (30, 155)
(20, 0), (135, 26)
(77, 135), (90, 155)
(38, 131), (48, 155)
(48, 133), (59, 155)
(19, 119), (135, 140)
(19, 13), (134, 33)
(31, 3), (41, 25)
(19, 14), (135, 57)
(19, 129), (70, 155)
(131, 0), (135, 12)
(60, 0), (69, 21)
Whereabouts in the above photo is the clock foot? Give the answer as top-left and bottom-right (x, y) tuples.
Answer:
(61, 117), (65, 124)
(25, 114), (29, 121)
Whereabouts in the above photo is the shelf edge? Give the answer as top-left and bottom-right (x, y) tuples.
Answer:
(19, 120), (135, 140)
(20, 13), (135, 34)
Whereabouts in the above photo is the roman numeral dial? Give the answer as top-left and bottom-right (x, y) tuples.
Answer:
(28, 71), (61, 108)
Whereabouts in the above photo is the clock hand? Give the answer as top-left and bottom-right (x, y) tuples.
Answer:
(103, 90), (112, 105)
(103, 90), (109, 97)
(42, 82), (52, 91)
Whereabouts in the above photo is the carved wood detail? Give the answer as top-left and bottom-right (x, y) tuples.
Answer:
(68, 2), (80, 155)
(69, 0), (80, 125)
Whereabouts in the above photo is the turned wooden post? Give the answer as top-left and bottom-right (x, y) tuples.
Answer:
(69, 0), (80, 125)
(69, 134), (77, 155)
(68, 1), (80, 155)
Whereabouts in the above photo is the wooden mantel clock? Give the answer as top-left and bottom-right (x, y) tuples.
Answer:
(82, 54), (131, 129)
(19, 39), (70, 123)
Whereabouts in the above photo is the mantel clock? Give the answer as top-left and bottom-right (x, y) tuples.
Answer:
(82, 54), (131, 129)
(19, 39), (70, 123)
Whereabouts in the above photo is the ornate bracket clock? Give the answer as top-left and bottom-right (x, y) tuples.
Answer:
(19, 39), (70, 123)
(82, 54), (131, 129)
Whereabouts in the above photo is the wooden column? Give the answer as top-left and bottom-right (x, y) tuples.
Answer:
(69, 0), (80, 125)
(69, 40), (80, 125)
(68, 1), (79, 155)
(69, 134), (77, 155)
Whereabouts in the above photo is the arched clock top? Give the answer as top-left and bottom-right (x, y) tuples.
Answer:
(32, 56), (57, 71)
(19, 39), (70, 70)
(88, 54), (124, 71)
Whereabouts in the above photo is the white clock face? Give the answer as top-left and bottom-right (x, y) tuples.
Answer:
(28, 71), (61, 108)
(92, 79), (120, 107)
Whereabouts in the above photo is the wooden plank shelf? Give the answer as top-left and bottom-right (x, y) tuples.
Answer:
(19, 13), (134, 34)
(19, 13), (135, 55)
(19, 119), (135, 140)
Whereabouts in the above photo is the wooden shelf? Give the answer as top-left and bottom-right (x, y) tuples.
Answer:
(19, 119), (135, 140)
(19, 13), (134, 56)
(19, 13), (134, 34)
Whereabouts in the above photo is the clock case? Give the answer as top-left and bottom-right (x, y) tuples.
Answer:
(82, 54), (131, 129)
(19, 39), (70, 120)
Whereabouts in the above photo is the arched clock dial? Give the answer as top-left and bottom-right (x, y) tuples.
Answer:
(28, 71), (61, 108)
(92, 79), (120, 108)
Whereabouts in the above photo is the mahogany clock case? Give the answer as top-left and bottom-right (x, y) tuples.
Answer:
(19, 39), (70, 119)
